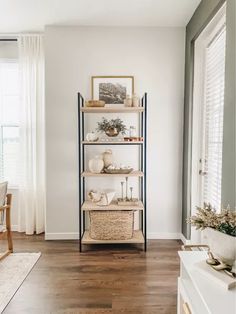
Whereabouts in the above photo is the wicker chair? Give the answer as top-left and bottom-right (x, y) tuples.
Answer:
(0, 193), (13, 261)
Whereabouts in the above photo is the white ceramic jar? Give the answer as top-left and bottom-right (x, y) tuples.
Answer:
(132, 93), (140, 107)
(129, 126), (137, 138)
(88, 156), (104, 173)
(124, 95), (132, 107)
(103, 149), (113, 168)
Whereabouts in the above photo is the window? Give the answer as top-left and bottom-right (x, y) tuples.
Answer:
(0, 61), (20, 187)
(203, 23), (226, 211)
(191, 4), (226, 215)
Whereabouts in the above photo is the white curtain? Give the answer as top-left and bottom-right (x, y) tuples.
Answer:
(18, 35), (45, 234)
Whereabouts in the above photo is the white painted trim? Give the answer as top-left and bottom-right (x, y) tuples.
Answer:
(180, 233), (187, 244)
(11, 225), (19, 232)
(180, 233), (192, 245)
(45, 232), (79, 240)
(45, 232), (183, 241)
(147, 232), (181, 240)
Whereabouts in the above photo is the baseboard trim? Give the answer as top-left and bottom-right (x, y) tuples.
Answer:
(148, 232), (181, 240)
(45, 232), (182, 240)
(45, 232), (79, 240)
(11, 225), (19, 232)
(179, 233), (191, 244)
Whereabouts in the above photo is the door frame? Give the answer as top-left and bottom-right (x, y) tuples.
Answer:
(190, 4), (226, 242)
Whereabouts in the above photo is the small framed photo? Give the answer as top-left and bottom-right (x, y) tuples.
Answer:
(91, 76), (134, 105)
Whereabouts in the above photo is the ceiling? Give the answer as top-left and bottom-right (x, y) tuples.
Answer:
(0, 0), (201, 33)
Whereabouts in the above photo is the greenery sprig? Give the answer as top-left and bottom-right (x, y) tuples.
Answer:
(97, 117), (126, 134)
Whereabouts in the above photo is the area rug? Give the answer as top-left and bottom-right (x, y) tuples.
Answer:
(0, 253), (41, 313)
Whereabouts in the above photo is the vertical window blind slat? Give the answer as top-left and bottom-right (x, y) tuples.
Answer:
(203, 25), (226, 211)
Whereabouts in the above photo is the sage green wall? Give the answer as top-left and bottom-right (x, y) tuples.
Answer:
(182, 0), (235, 238)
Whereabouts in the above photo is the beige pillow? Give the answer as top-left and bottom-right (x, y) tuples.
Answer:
(0, 181), (8, 207)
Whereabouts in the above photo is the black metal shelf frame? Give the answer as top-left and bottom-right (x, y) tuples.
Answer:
(78, 93), (147, 252)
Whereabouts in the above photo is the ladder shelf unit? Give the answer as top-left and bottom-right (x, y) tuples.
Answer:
(78, 93), (147, 252)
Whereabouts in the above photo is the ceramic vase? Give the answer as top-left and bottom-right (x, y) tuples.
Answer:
(105, 128), (119, 137)
(88, 155), (104, 173)
(132, 93), (140, 107)
(124, 95), (132, 107)
(103, 149), (113, 168)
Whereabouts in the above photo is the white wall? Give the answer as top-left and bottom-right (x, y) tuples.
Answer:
(45, 26), (185, 239)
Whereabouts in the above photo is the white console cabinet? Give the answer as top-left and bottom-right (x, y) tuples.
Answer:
(178, 251), (236, 314)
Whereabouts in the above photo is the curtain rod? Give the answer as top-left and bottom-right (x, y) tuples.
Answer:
(0, 39), (17, 41)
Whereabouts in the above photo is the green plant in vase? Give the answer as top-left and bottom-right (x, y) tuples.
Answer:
(97, 117), (126, 137)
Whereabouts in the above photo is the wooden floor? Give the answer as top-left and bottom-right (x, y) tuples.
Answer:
(2, 233), (182, 314)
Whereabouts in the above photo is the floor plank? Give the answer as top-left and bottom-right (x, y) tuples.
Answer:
(1, 233), (182, 314)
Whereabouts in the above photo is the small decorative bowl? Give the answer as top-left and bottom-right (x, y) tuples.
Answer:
(104, 168), (133, 174)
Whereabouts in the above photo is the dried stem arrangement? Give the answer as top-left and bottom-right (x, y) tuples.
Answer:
(187, 203), (236, 237)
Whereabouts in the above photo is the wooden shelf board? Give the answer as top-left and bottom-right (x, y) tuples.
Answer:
(81, 107), (144, 113)
(82, 141), (143, 145)
(81, 171), (144, 177)
(81, 200), (144, 211)
(82, 230), (144, 244)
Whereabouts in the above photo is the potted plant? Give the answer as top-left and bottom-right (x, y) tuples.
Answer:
(97, 117), (126, 137)
(187, 204), (236, 267)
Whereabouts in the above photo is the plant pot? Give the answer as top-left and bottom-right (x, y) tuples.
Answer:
(105, 128), (119, 137)
(201, 227), (236, 266)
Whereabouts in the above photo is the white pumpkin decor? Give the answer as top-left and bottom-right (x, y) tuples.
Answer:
(86, 132), (98, 142)
(88, 155), (104, 173)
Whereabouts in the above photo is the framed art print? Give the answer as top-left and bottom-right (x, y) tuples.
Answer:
(91, 76), (134, 105)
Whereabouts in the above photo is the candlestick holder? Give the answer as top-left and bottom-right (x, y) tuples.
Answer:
(120, 181), (124, 201)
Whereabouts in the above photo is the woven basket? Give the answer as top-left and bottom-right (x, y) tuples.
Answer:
(89, 210), (134, 240)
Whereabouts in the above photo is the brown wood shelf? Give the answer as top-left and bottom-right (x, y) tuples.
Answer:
(81, 200), (144, 211)
(81, 107), (144, 113)
(81, 230), (144, 244)
(81, 171), (144, 177)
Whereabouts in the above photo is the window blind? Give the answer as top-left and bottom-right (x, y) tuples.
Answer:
(0, 61), (20, 186)
(203, 24), (226, 211)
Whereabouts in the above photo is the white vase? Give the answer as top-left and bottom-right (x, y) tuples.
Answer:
(201, 227), (236, 267)
(132, 93), (140, 107)
(103, 149), (113, 168)
(88, 156), (104, 173)
(124, 95), (132, 107)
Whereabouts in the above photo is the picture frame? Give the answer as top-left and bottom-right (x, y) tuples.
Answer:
(91, 76), (134, 105)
